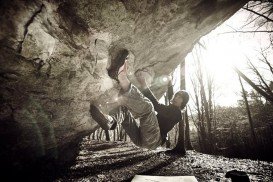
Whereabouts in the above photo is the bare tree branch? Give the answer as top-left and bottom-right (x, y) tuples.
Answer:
(247, 59), (272, 95)
(233, 66), (273, 105)
(219, 30), (273, 35)
(260, 49), (273, 76)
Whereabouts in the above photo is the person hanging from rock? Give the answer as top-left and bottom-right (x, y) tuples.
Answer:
(135, 68), (189, 153)
(90, 47), (161, 149)
(90, 47), (189, 150)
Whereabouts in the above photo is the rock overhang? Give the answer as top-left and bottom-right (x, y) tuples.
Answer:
(0, 0), (248, 178)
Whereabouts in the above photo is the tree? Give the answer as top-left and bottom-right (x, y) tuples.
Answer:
(105, 130), (110, 141)
(233, 66), (273, 105)
(172, 61), (186, 154)
(224, 1), (273, 105)
(180, 60), (194, 150)
(245, 44), (273, 104)
(189, 43), (216, 153)
(223, 1), (273, 34)
(165, 79), (173, 148)
(238, 75), (257, 143)
(243, 1), (273, 31)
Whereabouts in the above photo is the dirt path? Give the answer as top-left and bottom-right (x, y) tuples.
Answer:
(56, 139), (273, 181)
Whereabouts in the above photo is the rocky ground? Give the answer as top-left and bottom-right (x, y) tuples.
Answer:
(55, 138), (273, 182)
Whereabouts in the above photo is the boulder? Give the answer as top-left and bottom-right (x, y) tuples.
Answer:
(0, 0), (247, 179)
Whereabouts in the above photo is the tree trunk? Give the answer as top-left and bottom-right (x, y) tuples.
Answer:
(91, 131), (95, 140)
(166, 134), (171, 148)
(172, 61), (186, 154)
(116, 125), (120, 141)
(119, 126), (124, 141)
(185, 109), (193, 150)
(182, 60), (193, 150)
(165, 82), (173, 148)
(199, 122), (207, 152)
(105, 130), (110, 141)
(197, 58), (212, 151)
(238, 75), (257, 143)
(197, 130), (203, 151)
(113, 127), (116, 141)
(96, 129), (100, 140)
(99, 129), (103, 140)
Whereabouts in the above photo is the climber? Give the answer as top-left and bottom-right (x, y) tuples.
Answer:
(135, 68), (189, 151)
(90, 47), (189, 150)
(90, 47), (161, 149)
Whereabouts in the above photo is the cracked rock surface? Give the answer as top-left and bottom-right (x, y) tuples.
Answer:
(0, 0), (247, 178)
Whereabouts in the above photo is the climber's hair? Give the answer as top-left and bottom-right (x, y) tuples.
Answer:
(172, 90), (189, 110)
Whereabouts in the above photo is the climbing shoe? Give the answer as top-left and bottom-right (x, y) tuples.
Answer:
(107, 48), (129, 81)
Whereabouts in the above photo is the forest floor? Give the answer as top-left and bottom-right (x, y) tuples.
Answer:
(56, 138), (273, 182)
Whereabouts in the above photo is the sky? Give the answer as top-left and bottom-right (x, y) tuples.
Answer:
(176, 8), (273, 107)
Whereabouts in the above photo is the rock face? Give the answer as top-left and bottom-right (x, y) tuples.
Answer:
(0, 0), (247, 178)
